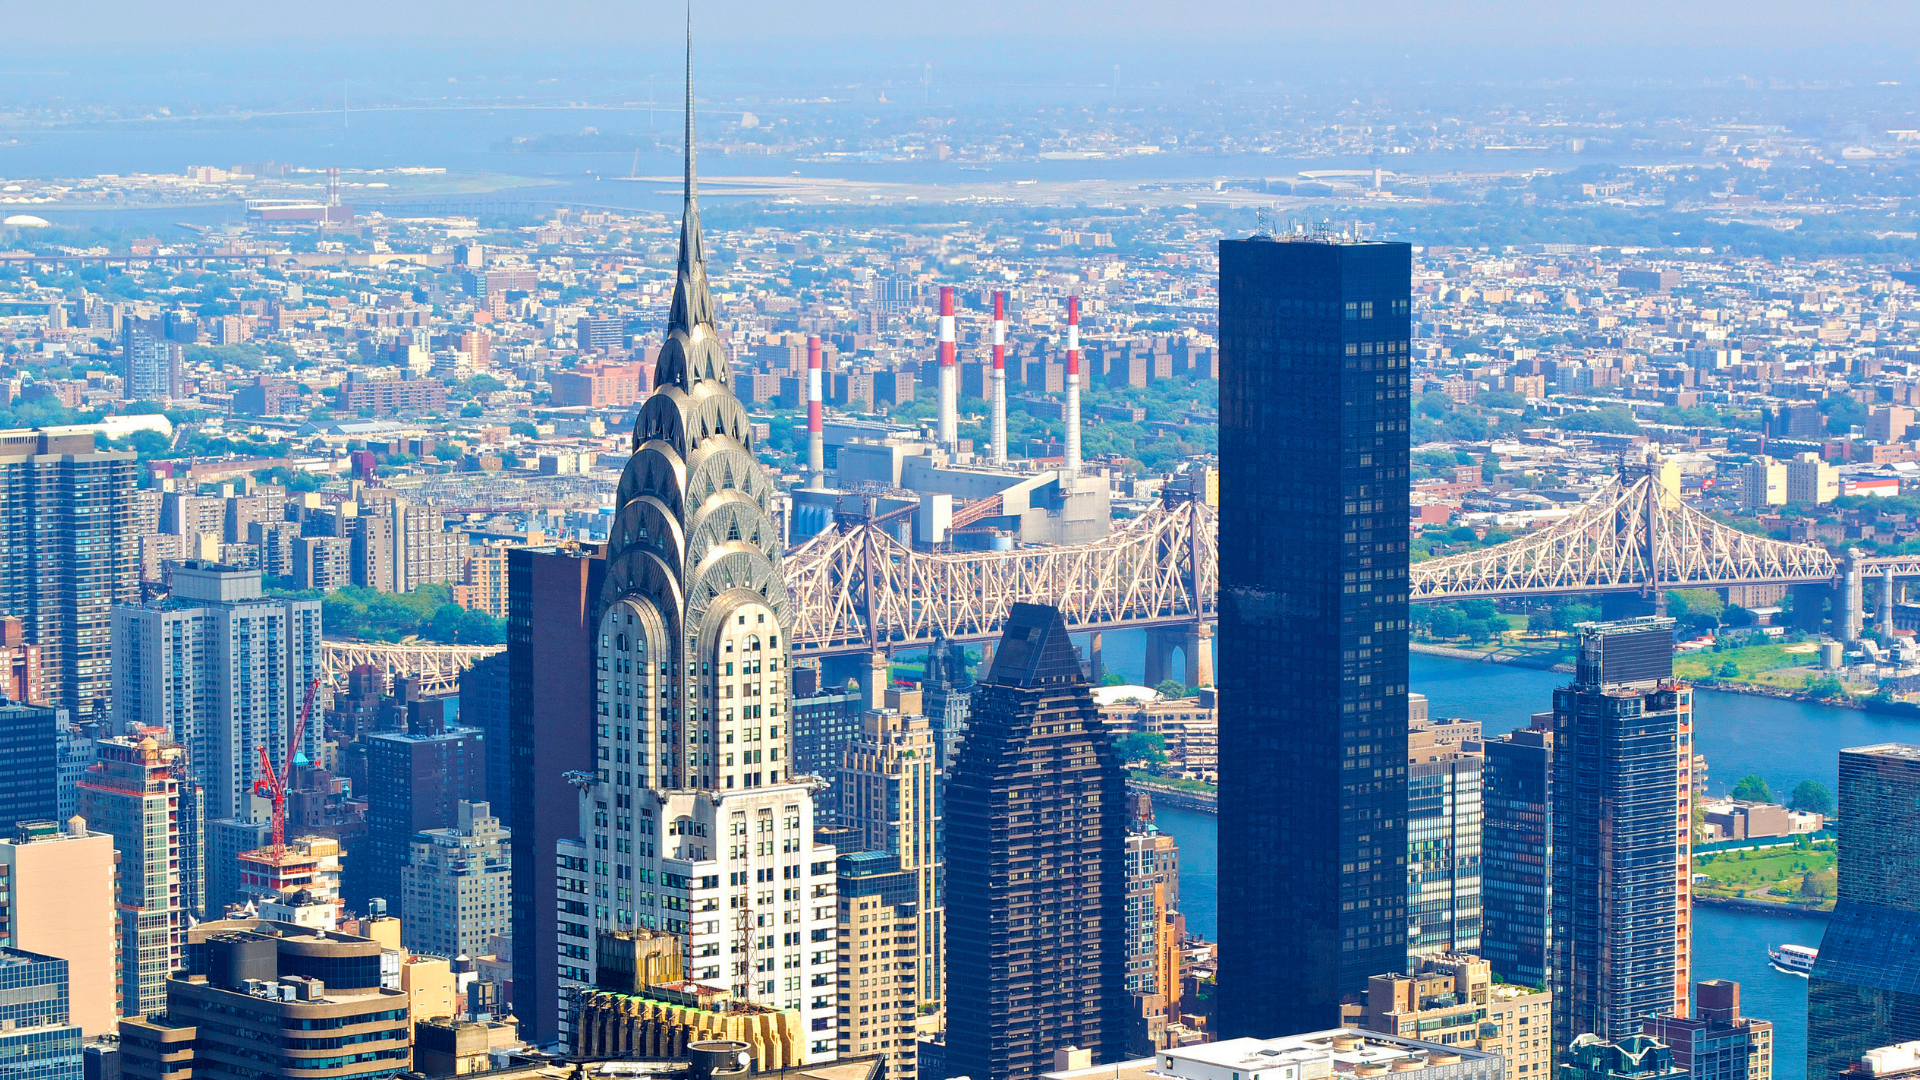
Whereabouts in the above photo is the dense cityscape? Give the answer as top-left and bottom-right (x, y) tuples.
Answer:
(5, 12), (1920, 1080)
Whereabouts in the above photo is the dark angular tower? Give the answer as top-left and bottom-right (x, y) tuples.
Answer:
(1215, 234), (1413, 1033)
(944, 603), (1129, 1080)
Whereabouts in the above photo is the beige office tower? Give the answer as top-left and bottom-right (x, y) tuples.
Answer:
(837, 699), (943, 1029)
(0, 819), (119, 1035)
(77, 734), (192, 1019)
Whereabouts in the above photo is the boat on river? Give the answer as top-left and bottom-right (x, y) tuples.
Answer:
(1769, 943), (1817, 976)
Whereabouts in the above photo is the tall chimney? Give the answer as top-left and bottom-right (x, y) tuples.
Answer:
(807, 335), (825, 488)
(1064, 295), (1082, 477)
(937, 286), (958, 451)
(991, 290), (1008, 466)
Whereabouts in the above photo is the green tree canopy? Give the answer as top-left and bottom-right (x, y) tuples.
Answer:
(1731, 774), (1773, 803)
(1113, 732), (1168, 767)
(1790, 779), (1833, 816)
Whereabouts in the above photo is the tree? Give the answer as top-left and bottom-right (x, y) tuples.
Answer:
(1731, 774), (1773, 803)
(1429, 608), (1464, 638)
(1527, 612), (1556, 633)
(1099, 672), (1125, 687)
(1153, 678), (1188, 700)
(1790, 779), (1833, 816)
(1805, 674), (1847, 699)
(1113, 732), (1168, 767)
(1717, 660), (1740, 678)
(1666, 588), (1725, 623)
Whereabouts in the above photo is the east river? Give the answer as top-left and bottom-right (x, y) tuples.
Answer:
(1117, 650), (1918, 1080)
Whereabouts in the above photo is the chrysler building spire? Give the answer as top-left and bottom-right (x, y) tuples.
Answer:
(569, 19), (837, 1056)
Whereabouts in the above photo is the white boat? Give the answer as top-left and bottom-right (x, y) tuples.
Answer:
(1769, 943), (1817, 976)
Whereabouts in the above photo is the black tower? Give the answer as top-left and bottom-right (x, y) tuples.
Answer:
(944, 603), (1129, 1080)
(1216, 234), (1413, 1033)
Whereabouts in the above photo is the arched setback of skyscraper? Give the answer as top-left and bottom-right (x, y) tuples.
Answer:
(560, 28), (840, 1064)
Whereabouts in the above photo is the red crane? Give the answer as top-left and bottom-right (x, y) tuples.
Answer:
(255, 677), (321, 857)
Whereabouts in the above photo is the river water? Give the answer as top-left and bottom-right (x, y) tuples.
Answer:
(1135, 652), (1910, 1080)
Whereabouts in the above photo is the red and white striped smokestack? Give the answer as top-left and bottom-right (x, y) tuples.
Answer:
(937, 286), (958, 451)
(991, 290), (1008, 466)
(1064, 295), (1082, 477)
(807, 335), (825, 488)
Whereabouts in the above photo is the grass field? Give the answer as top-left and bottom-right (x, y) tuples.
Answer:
(1693, 840), (1836, 909)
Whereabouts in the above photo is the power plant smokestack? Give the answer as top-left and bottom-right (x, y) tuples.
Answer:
(991, 290), (1008, 467)
(937, 286), (958, 451)
(807, 335), (825, 488)
(1064, 294), (1082, 477)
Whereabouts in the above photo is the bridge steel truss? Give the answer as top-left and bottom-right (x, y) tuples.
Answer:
(784, 496), (1216, 657)
(321, 640), (504, 696)
(1407, 467), (1838, 603)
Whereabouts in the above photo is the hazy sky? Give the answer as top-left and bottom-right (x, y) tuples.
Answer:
(8, 0), (1920, 51)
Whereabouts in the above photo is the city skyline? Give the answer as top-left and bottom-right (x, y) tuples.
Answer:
(3, 8), (1920, 1080)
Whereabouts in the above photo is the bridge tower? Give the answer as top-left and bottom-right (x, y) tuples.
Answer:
(1842, 548), (1865, 643)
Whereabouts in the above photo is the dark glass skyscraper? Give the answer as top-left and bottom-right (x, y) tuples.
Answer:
(1216, 235), (1413, 1032)
(1482, 715), (1554, 987)
(1551, 617), (1690, 1049)
(1808, 743), (1920, 1076)
(0, 700), (57, 833)
(945, 603), (1129, 1080)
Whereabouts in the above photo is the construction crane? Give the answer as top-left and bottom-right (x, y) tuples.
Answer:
(255, 677), (321, 858)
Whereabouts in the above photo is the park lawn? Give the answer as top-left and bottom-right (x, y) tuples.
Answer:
(1672, 643), (1794, 682)
(1695, 843), (1834, 890)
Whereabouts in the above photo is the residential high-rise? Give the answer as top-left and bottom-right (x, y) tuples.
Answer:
(1482, 715), (1553, 987)
(789, 666), (864, 782)
(1808, 743), (1920, 1075)
(1407, 717), (1483, 967)
(0, 819), (118, 1036)
(361, 697), (485, 919)
(1644, 980), (1772, 1080)
(1350, 953), (1553, 1077)
(565, 39), (839, 1062)
(75, 733), (194, 1019)
(0, 616), (47, 704)
(0, 430), (139, 722)
(401, 800), (511, 961)
(350, 496), (462, 593)
(944, 602), (1129, 1080)
(837, 851), (922, 1079)
(117, 917), (411, 1080)
(0, 698), (59, 831)
(121, 319), (182, 402)
(112, 561), (323, 823)
(1216, 233), (1413, 1032)
(1552, 617), (1691, 1049)
(0, 948), (83, 1080)
(507, 543), (600, 1047)
(837, 705), (942, 1025)
(1123, 800), (1182, 1055)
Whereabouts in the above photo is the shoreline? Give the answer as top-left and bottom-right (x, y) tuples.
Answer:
(1693, 894), (1833, 920)
(1414, 641), (1920, 718)
(1410, 641), (1573, 673)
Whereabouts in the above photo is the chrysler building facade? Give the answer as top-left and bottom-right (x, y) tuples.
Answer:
(564, 36), (839, 1060)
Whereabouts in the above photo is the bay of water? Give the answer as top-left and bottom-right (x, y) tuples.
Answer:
(1142, 651), (1905, 1080)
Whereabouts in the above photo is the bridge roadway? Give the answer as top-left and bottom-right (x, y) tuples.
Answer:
(328, 468), (1914, 691)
